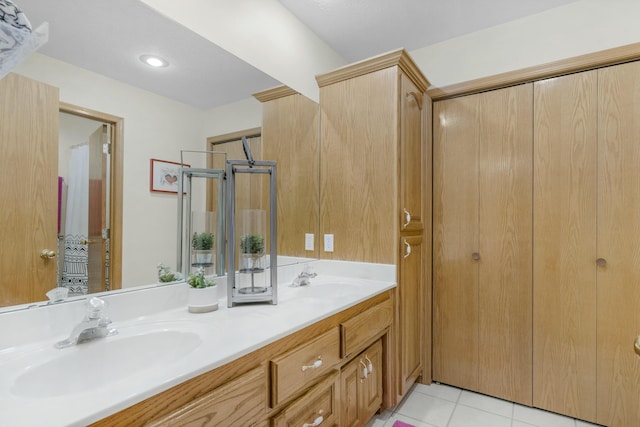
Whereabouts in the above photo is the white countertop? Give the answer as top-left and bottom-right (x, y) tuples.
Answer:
(0, 260), (395, 427)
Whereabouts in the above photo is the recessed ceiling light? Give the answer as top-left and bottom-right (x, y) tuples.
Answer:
(140, 54), (169, 68)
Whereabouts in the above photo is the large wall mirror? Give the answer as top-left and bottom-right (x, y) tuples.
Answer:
(1, 0), (320, 311)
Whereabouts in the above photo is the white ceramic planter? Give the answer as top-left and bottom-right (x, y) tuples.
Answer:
(187, 285), (218, 313)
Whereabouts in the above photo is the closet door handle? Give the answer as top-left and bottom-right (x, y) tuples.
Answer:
(634, 336), (640, 357)
(403, 240), (412, 259)
(472, 252), (480, 261)
(402, 208), (412, 229)
(40, 249), (56, 259)
(596, 258), (607, 267)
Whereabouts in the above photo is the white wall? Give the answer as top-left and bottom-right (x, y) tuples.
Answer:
(14, 53), (215, 287)
(410, 0), (640, 88)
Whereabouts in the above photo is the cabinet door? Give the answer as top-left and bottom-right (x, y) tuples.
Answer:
(433, 94), (480, 391)
(0, 73), (58, 307)
(597, 61), (640, 427)
(477, 84), (533, 405)
(340, 355), (363, 427)
(533, 71), (598, 422)
(398, 235), (423, 396)
(361, 340), (383, 422)
(399, 73), (424, 232)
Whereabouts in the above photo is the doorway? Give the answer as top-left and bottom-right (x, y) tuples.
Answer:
(58, 103), (123, 295)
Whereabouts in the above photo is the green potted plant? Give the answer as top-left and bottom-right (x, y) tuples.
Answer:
(186, 267), (218, 313)
(239, 233), (265, 271)
(156, 263), (183, 283)
(191, 231), (215, 271)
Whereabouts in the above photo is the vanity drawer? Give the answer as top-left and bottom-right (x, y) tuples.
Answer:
(270, 327), (341, 406)
(147, 366), (267, 427)
(272, 370), (340, 427)
(341, 299), (392, 358)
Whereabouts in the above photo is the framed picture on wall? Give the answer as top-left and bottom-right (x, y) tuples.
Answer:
(150, 158), (189, 194)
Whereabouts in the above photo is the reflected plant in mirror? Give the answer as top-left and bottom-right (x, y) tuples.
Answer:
(156, 263), (183, 283)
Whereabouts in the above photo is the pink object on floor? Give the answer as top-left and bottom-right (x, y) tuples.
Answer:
(392, 421), (415, 427)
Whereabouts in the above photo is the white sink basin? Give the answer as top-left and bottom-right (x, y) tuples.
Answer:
(11, 327), (202, 398)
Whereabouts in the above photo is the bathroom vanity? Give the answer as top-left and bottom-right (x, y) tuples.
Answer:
(0, 261), (395, 427)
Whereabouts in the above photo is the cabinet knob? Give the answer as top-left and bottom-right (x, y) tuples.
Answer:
(402, 208), (412, 229)
(472, 252), (480, 261)
(635, 336), (640, 358)
(403, 239), (412, 259)
(40, 249), (56, 259)
(596, 258), (607, 267)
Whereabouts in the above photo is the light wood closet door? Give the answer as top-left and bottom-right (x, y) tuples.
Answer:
(433, 94), (480, 391)
(477, 84), (533, 405)
(433, 84), (533, 402)
(533, 71), (598, 422)
(597, 61), (640, 427)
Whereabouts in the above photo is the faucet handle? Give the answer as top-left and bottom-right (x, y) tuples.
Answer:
(85, 297), (107, 319)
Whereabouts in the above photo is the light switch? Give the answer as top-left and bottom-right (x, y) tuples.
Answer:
(324, 234), (334, 252)
(305, 233), (314, 251)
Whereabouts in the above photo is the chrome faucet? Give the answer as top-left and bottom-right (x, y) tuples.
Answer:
(55, 297), (117, 349)
(291, 267), (317, 287)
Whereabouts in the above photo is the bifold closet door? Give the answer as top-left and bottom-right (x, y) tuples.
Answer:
(433, 94), (480, 392)
(533, 70), (598, 422)
(477, 85), (533, 405)
(433, 84), (532, 403)
(596, 61), (640, 427)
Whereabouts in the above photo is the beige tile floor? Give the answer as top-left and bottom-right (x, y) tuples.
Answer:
(367, 383), (605, 427)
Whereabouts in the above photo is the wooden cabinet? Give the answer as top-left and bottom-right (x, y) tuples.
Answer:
(340, 340), (383, 427)
(270, 327), (341, 406)
(272, 371), (341, 427)
(0, 73), (58, 307)
(147, 366), (267, 427)
(433, 84), (533, 405)
(316, 49), (430, 403)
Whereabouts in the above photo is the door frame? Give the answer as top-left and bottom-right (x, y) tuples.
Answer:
(60, 102), (123, 291)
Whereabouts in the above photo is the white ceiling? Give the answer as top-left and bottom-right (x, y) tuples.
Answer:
(15, 0), (578, 110)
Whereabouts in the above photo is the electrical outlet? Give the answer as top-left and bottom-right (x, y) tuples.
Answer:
(305, 233), (314, 251)
(324, 234), (334, 252)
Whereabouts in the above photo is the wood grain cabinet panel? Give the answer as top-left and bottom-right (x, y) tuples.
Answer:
(340, 340), (383, 427)
(433, 84), (533, 405)
(317, 49), (430, 404)
(270, 327), (341, 407)
(340, 299), (392, 358)
(147, 366), (267, 427)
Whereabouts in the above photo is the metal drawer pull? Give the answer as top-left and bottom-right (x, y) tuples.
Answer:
(302, 410), (324, 427)
(403, 240), (412, 259)
(301, 356), (323, 371)
(403, 208), (411, 229)
(635, 336), (640, 358)
(364, 355), (373, 374)
(360, 360), (368, 382)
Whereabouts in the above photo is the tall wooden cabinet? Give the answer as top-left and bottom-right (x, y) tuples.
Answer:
(433, 84), (533, 405)
(316, 49), (431, 403)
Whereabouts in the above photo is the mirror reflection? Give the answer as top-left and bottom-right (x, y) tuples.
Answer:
(1, 0), (320, 311)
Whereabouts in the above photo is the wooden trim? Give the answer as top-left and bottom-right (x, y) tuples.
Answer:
(316, 49), (430, 92)
(206, 127), (261, 146)
(59, 102), (123, 290)
(253, 85), (299, 102)
(428, 42), (640, 101)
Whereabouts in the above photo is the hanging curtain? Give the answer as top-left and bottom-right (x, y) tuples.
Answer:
(61, 144), (89, 296)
